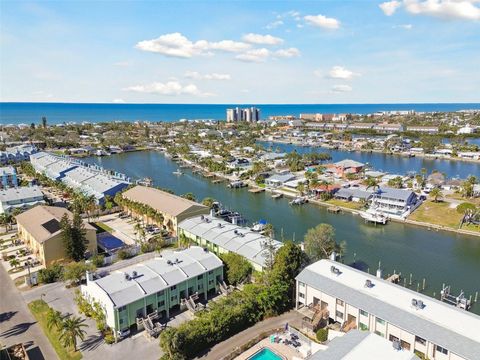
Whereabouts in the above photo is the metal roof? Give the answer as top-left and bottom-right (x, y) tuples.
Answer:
(310, 330), (419, 360)
(296, 260), (480, 360)
(376, 187), (416, 202)
(178, 215), (282, 268)
(91, 246), (222, 307)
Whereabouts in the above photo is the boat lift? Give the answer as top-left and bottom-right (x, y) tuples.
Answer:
(440, 284), (472, 310)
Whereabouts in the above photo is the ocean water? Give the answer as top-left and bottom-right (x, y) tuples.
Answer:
(1, 102), (479, 125)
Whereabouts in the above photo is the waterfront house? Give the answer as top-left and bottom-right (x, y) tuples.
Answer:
(178, 215), (282, 271)
(296, 259), (480, 360)
(15, 205), (97, 266)
(329, 160), (365, 178)
(371, 187), (419, 218)
(0, 186), (45, 214)
(81, 246), (223, 337)
(334, 187), (374, 202)
(264, 173), (296, 188)
(373, 123), (405, 133)
(121, 186), (209, 235)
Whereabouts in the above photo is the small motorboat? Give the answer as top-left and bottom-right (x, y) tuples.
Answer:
(290, 197), (307, 206)
(360, 211), (389, 225)
(173, 170), (183, 176)
(251, 219), (267, 232)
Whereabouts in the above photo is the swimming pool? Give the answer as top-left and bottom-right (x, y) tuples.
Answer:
(97, 232), (125, 252)
(247, 348), (282, 360)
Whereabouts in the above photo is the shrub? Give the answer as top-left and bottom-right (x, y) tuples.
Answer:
(104, 333), (115, 344)
(140, 242), (154, 253)
(38, 264), (64, 284)
(90, 254), (105, 267)
(117, 249), (130, 260)
(316, 328), (329, 342)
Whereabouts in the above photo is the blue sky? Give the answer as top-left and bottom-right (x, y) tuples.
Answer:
(1, 0), (479, 104)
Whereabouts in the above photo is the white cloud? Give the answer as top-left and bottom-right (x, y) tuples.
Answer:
(113, 61), (130, 67)
(380, 1), (480, 21)
(265, 20), (284, 29)
(379, 1), (402, 16)
(404, 0), (480, 20)
(331, 84), (353, 93)
(328, 66), (358, 80)
(236, 48), (270, 62)
(124, 81), (214, 97)
(112, 98), (125, 103)
(274, 47), (301, 58)
(135, 32), (250, 58)
(304, 14), (340, 29)
(242, 33), (284, 45)
(394, 23), (413, 29)
(184, 71), (231, 80)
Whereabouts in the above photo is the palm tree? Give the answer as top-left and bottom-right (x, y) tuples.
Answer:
(365, 177), (379, 191)
(429, 188), (443, 203)
(9, 258), (21, 269)
(46, 308), (64, 331)
(60, 316), (87, 352)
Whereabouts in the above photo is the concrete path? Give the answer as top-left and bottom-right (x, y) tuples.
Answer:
(197, 310), (303, 360)
(0, 263), (58, 360)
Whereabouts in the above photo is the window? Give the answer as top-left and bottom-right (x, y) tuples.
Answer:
(197, 274), (203, 280)
(118, 306), (127, 312)
(360, 309), (368, 317)
(158, 300), (165, 307)
(359, 322), (368, 331)
(415, 336), (426, 346)
(119, 318), (124, 324)
(335, 310), (343, 319)
(198, 283), (203, 290)
(336, 299), (344, 306)
(157, 290), (164, 297)
(170, 285), (176, 291)
(376, 317), (385, 325)
(208, 270), (213, 275)
(208, 279), (214, 285)
(436, 345), (448, 355)
(171, 295), (177, 302)
(299, 292), (305, 299)
(375, 330), (385, 338)
(401, 340), (411, 351)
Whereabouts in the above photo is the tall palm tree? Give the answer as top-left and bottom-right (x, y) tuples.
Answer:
(429, 188), (443, 203)
(60, 316), (87, 352)
(46, 308), (64, 331)
(9, 258), (20, 269)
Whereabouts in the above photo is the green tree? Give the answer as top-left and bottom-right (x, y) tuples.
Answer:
(220, 253), (253, 285)
(9, 258), (21, 269)
(365, 177), (379, 191)
(46, 308), (63, 331)
(42, 116), (47, 128)
(63, 261), (95, 285)
(201, 197), (215, 208)
(429, 188), (443, 202)
(181, 192), (196, 202)
(456, 202), (477, 214)
(60, 316), (88, 352)
(61, 212), (87, 262)
(304, 223), (343, 262)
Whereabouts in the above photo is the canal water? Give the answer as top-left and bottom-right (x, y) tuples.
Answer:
(83, 151), (480, 314)
(259, 141), (479, 179)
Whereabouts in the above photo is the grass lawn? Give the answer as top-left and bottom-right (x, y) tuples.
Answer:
(325, 199), (364, 210)
(28, 300), (82, 360)
(93, 222), (114, 233)
(409, 201), (463, 229)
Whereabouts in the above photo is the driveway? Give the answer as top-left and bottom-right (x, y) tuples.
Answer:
(22, 282), (162, 360)
(0, 263), (58, 360)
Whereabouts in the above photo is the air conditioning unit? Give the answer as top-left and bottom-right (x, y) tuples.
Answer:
(365, 279), (373, 288)
(132, 271), (138, 278)
(392, 339), (402, 351)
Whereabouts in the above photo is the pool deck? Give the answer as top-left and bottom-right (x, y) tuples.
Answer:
(235, 339), (301, 360)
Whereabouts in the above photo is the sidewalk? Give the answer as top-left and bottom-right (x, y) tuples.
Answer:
(197, 310), (303, 360)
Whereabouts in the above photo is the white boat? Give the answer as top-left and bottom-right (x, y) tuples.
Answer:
(173, 170), (183, 176)
(290, 197), (307, 206)
(251, 220), (267, 232)
(360, 211), (389, 225)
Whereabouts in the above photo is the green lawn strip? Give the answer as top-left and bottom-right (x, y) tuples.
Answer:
(28, 300), (82, 360)
(92, 222), (114, 233)
(325, 199), (363, 210)
(409, 201), (463, 229)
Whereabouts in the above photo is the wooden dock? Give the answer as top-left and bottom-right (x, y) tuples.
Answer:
(249, 188), (265, 193)
(212, 178), (224, 184)
(327, 206), (341, 213)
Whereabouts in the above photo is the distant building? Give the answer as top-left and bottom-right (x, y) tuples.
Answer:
(178, 215), (282, 271)
(81, 246), (223, 336)
(371, 187), (419, 218)
(0, 145), (38, 165)
(0, 166), (18, 188)
(373, 123), (405, 133)
(0, 185), (45, 214)
(15, 205), (97, 266)
(121, 186), (209, 235)
(300, 113), (323, 121)
(457, 124), (477, 135)
(296, 259), (480, 360)
(329, 160), (365, 177)
(406, 126), (439, 134)
(226, 107), (260, 122)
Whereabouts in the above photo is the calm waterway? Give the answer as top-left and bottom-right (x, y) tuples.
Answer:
(83, 151), (480, 314)
(259, 141), (480, 179)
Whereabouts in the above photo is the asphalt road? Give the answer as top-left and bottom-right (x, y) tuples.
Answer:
(0, 264), (58, 360)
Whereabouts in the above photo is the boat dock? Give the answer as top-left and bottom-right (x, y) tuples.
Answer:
(249, 188), (265, 193)
(328, 206), (341, 213)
